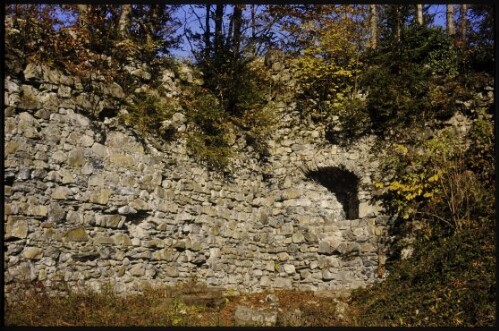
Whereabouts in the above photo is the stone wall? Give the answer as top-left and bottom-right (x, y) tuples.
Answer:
(4, 58), (389, 298)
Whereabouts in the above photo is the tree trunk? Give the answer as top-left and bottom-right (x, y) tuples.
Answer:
(227, 7), (234, 49)
(395, 5), (401, 42)
(204, 4), (211, 58)
(370, 4), (378, 49)
(459, 4), (467, 46)
(416, 4), (423, 25)
(214, 4), (224, 57)
(147, 4), (160, 42)
(118, 4), (132, 39)
(232, 4), (243, 59)
(251, 5), (256, 40)
(447, 4), (456, 36)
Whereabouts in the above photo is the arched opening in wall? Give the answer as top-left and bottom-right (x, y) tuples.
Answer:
(306, 166), (360, 219)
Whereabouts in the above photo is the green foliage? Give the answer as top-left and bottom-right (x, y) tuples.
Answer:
(120, 94), (176, 139)
(350, 23), (495, 326)
(466, 111), (495, 185)
(287, 6), (364, 122)
(199, 49), (269, 117)
(291, 52), (357, 117)
(373, 123), (494, 238)
(181, 86), (234, 172)
(232, 104), (277, 158)
(362, 26), (460, 135)
(185, 56), (275, 168)
(348, 218), (495, 327)
(192, 44), (275, 166)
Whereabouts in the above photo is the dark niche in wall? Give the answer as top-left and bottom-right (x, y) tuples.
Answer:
(306, 166), (360, 220)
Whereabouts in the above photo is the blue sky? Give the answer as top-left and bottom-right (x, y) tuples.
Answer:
(170, 4), (450, 60)
(49, 4), (450, 60)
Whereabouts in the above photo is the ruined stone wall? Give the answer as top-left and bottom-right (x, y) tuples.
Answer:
(4, 58), (388, 298)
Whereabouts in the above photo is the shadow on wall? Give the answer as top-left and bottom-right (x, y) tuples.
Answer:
(306, 167), (360, 219)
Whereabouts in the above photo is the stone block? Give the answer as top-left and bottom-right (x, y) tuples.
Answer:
(129, 264), (145, 276)
(91, 143), (108, 158)
(27, 205), (48, 217)
(300, 270), (311, 280)
(118, 205), (137, 215)
(260, 275), (271, 287)
(48, 203), (65, 222)
(5, 141), (19, 154)
(129, 198), (150, 211)
(95, 214), (125, 228)
(109, 153), (134, 168)
(283, 264), (296, 274)
(280, 223), (294, 235)
(152, 248), (177, 261)
(277, 252), (289, 261)
(283, 188), (301, 200)
(93, 235), (114, 245)
(35, 109), (51, 120)
(234, 305), (277, 327)
(292, 231), (305, 243)
(322, 270), (335, 281)
(78, 135), (94, 147)
(188, 241), (202, 252)
(164, 266), (179, 277)
(318, 240), (332, 255)
(58, 85), (72, 98)
(68, 148), (85, 167)
(51, 186), (71, 200)
(51, 151), (67, 163)
(5, 216), (28, 239)
(24, 63), (43, 82)
(65, 227), (89, 242)
(81, 163), (94, 175)
(273, 277), (292, 288)
(112, 233), (132, 246)
(89, 189), (112, 205)
(360, 243), (375, 253)
(353, 227), (365, 237)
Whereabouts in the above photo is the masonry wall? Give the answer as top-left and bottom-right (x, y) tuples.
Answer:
(4, 58), (389, 298)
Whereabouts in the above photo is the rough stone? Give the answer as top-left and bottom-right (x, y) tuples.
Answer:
(5, 141), (20, 154)
(24, 63), (43, 82)
(292, 231), (305, 243)
(78, 135), (94, 147)
(234, 305), (277, 327)
(118, 206), (138, 215)
(274, 277), (292, 288)
(51, 151), (67, 163)
(129, 264), (145, 277)
(27, 205), (48, 217)
(96, 214), (125, 228)
(318, 241), (332, 255)
(109, 153), (134, 167)
(51, 186), (72, 200)
(5, 217), (28, 239)
(65, 227), (89, 242)
(113, 233), (133, 246)
(93, 235), (114, 245)
(91, 143), (108, 158)
(89, 189), (112, 205)
(283, 264), (296, 274)
(68, 148), (86, 167)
